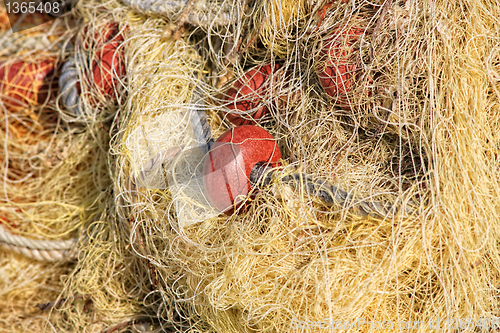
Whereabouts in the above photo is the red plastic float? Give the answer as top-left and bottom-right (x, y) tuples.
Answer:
(316, 27), (363, 106)
(0, 58), (57, 112)
(203, 125), (281, 214)
(85, 23), (126, 98)
(223, 64), (280, 125)
(59, 22), (126, 115)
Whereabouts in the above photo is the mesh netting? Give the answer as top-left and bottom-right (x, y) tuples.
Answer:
(2, 0), (500, 332)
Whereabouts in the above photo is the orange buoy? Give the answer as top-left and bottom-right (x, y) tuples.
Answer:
(0, 58), (57, 112)
(223, 64), (280, 125)
(316, 27), (363, 106)
(203, 125), (281, 214)
(59, 23), (126, 115)
(87, 23), (126, 97)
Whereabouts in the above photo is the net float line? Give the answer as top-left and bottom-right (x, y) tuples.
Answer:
(202, 125), (417, 219)
(121, 0), (245, 27)
(59, 22), (126, 118)
(249, 162), (417, 219)
(59, 57), (86, 116)
(0, 224), (77, 261)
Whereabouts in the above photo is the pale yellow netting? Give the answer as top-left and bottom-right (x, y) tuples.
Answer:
(2, 0), (500, 332)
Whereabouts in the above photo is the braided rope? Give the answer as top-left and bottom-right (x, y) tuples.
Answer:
(59, 55), (88, 117)
(250, 162), (417, 219)
(0, 224), (77, 261)
(121, 0), (240, 27)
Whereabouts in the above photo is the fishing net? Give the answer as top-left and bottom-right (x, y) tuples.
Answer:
(0, 2), (115, 332)
(2, 0), (500, 332)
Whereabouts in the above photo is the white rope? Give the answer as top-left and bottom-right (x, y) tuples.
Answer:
(58, 55), (89, 118)
(0, 225), (77, 262)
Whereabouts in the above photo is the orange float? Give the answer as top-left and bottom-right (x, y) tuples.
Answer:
(85, 23), (126, 97)
(0, 58), (57, 112)
(316, 27), (364, 106)
(223, 64), (281, 125)
(203, 125), (282, 214)
(59, 22), (126, 115)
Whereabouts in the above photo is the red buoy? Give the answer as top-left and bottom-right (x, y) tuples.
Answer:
(86, 23), (126, 98)
(223, 64), (280, 126)
(59, 23), (127, 115)
(316, 27), (363, 106)
(0, 58), (56, 112)
(203, 125), (281, 214)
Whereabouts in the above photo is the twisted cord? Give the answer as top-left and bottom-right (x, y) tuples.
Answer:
(250, 162), (416, 219)
(59, 56), (87, 116)
(0, 225), (78, 261)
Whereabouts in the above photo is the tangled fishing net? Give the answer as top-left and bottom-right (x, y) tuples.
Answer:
(2, 0), (500, 332)
(0, 3), (112, 331)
